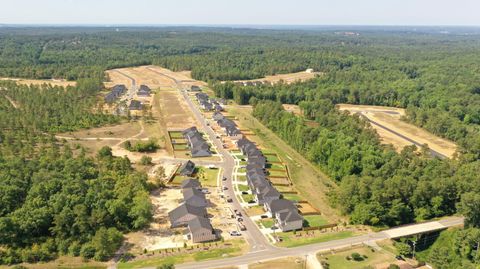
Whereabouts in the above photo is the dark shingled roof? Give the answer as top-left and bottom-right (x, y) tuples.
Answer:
(129, 100), (143, 110)
(181, 178), (201, 189)
(187, 216), (214, 233)
(168, 203), (206, 224)
(179, 160), (196, 176)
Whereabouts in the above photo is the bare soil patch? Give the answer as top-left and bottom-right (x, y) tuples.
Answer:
(0, 77), (76, 87)
(282, 104), (302, 116)
(337, 104), (457, 158)
(231, 71), (321, 85)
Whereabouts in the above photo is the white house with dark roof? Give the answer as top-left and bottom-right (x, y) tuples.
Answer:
(168, 203), (207, 228)
(265, 199), (303, 232)
(186, 216), (217, 243)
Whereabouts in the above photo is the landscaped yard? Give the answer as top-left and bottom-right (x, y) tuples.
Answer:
(170, 175), (190, 185)
(169, 131), (184, 139)
(245, 205), (266, 216)
(242, 193), (255, 203)
(275, 185), (295, 192)
(237, 184), (250, 192)
(197, 166), (220, 187)
(317, 246), (396, 269)
(268, 169), (288, 177)
(282, 193), (303, 202)
(237, 175), (247, 182)
(237, 167), (246, 173)
(276, 230), (357, 248)
(303, 215), (328, 227)
(265, 154), (281, 163)
(173, 143), (188, 150)
(257, 218), (275, 228)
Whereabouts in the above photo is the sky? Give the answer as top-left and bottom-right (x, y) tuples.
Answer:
(0, 0), (479, 26)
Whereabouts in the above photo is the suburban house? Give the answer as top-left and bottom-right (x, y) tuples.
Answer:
(186, 216), (217, 243)
(265, 199), (304, 232)
(196, 93), (214, 111)
(181, 178), (201, 189)
(255, 184), (281, 205)
(212, 112), (225, 121)
(137, 84), (151, 97)
(179, 160), (196, 177)
(182, 127), (212, 158)
(129, 100), (143, 111)
(104, 84), (127, 103)
(183, 187), (208, 207)
(168, 203), (207, 228)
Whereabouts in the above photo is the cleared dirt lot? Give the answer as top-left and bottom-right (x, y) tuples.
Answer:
(231, 71), (321, 85)
(0, 77), (76, 87)
(337, 104), (457, 158)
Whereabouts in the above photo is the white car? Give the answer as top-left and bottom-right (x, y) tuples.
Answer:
(229, 231), (242, 236)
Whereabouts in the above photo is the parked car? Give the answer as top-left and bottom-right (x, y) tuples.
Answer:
(223, 186), (228, 190)
(229, 231), (242, 236)
(222, 177), (227, 181)
(227, 198), (233, 203)
(271, 226), (278, 230)
(236, 212), (242, 217)
(241, 191), (249, 195)
(260, 215), (269, 219)
(200, 189), (210, 194)
(237, 217), (243, 222)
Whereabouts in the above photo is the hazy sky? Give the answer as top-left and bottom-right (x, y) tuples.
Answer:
(1, 0), (479, 26)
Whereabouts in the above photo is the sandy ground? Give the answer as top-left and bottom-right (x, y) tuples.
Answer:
(0, 77), (76, 87)
(231, 71), (321, 85)
(282, 104), (302, 116)
(337, 104), (457, 158)
(125, 188), (186, 252)
(159, 90), (199, 129)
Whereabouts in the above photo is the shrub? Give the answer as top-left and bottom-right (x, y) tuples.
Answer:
(140, 155), (152, 165)
(351, 252), (364, 261)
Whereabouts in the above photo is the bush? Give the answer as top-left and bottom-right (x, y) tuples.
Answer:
(140, 155), (153, 165)
(351, 252), (364, 261)
(387, 264), (400, 269)
(80, 243), (96, 260)
(125, 139), (160, 153)
(157, 264), (174, 269)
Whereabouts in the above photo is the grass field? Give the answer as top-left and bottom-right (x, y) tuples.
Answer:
(318, 246), (396, 269)
(268, 169), (288, 177)
(230, 106), (341, 223)
(245, 205), (266, 216)
(265, 154), (281, 163)
(276, 230), (356, 248)
(242, 193), (255, 203)
(303, 215), (328, 227)
(258, 218), (275, 228)
(0, 256), (107, 269)
(337, 104), (457, 158)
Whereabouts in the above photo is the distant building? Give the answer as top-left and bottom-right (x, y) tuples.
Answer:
(137, 85), (151, 97)
(189, 85), (202, 92)
(104, 84), (127, 103)
(129, 100), (143, 111)
(182, 127), (212, 158)
(168, 203), (207, 228)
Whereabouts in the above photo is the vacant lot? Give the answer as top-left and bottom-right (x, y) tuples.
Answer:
(232, 71), (321, 85)
(337, 104), (457, 158)
(0, 77), (76, 87)
(318, 246), (397, 269)
(249, 257), (304, 269)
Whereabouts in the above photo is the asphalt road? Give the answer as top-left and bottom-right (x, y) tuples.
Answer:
(113, 69), (137, 100)
(174, 217), (463, 269)
(180, 89), (274, 252)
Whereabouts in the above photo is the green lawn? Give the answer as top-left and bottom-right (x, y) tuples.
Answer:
(318, 246), (396, 269)
(276, 231), (356, 248)
(237, 175), (247, 182)
(197, 166), (220, 187)
(268, 169), (288, 177)
(238, 184), (250, 192)
(275, 185), (295, 192)
(303, 215), (329, 227)
(245, 205), (266, 216)
(173, 144), (188, 150)
(268, 163), (286, 170)
(258, 218), (275, 228)
(237, 167), (246, 173)
(242, 193), (255, 203)
(170, 175), (190, 185)
(265, 154), (281, 163)
(169, 131), (184, 139)
(282, 193), (302, 202)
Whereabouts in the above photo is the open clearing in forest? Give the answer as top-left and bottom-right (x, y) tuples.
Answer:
(231, 71), (321, 85)
(105, 65), (206, 90)
(337, 104), (457, 158)
(0, 77), (76, 87)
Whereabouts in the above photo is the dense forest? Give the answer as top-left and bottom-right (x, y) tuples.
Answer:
(0, 78), (151, 264)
